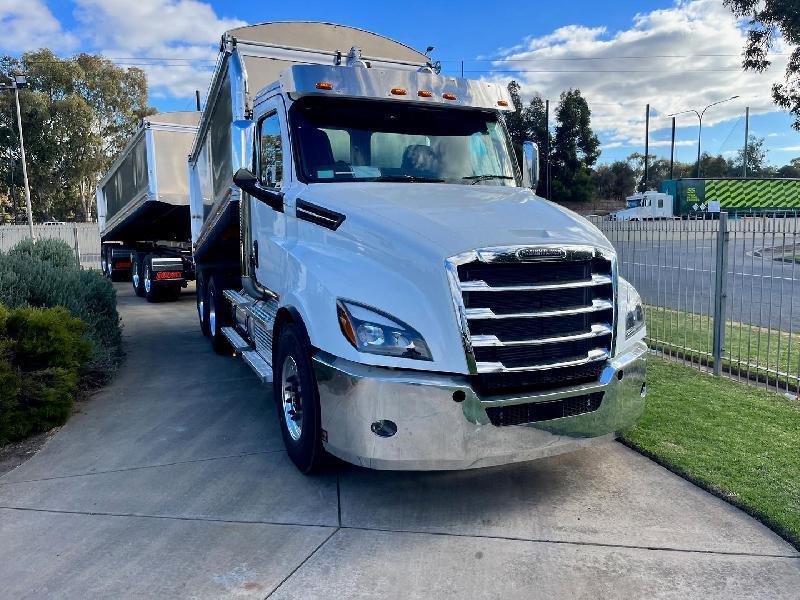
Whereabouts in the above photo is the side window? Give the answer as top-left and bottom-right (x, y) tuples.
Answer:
(258, 112), (283, 189)
(658, 198), (664, 208)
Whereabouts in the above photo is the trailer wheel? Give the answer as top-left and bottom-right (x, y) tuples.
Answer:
(132, 253), (145, 298)
(207, 276), (231, 354)
(273, 323), (326, 474)
(196, 272), (210, 337)
(143, 255), (159, 303)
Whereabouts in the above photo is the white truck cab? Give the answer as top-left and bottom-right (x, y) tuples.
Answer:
(189, 22), (647, 472)
(610, 191), (674, 221)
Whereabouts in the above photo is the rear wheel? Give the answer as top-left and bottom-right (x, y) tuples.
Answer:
(132, 253), (145, 297)
(196, 271), (210, 337)
(207, 276), (231, 354)
(143, 255), (158, 303)
(273, 323), (326, 474)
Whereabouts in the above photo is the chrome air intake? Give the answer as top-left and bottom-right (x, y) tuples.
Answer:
(446, 245), (616, 396)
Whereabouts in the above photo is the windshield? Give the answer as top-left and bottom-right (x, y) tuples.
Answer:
(289, 97), (520, 186)
(626, 198), (642, 208)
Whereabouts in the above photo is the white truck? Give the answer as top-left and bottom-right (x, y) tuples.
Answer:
(97, 111), (200, 300)
(189, 22), (647, 472)
(608, 191), (674, 221)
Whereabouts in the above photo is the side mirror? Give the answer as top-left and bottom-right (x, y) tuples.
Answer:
(522, 141), (539, 190)
(233, 168), (283, 213)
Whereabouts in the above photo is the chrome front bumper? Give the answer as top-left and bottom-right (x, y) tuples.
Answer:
(313, 341), (647, 470)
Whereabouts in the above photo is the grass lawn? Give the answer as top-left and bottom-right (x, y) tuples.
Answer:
(622, 356), (800, 549)
(645, 305), (800, 388)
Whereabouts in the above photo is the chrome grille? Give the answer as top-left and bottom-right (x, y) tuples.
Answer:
(447, 245), (615, 379)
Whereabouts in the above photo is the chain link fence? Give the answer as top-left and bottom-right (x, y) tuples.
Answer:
(0, 223), (101, 269)
(592, 213), (800, 395)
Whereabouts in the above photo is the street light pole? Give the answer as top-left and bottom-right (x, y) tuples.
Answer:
(3, 75), (35, 240)
(668, 95), (739, 179)
(13, 83), (34, 240)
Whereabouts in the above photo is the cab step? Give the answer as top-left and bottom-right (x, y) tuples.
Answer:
(223, 289), (253, 308)
(241, 349), (273, 384)
(221, 326), (250, 352)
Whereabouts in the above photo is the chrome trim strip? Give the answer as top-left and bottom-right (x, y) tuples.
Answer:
(474, 348), (610, 373)
(445, 258), (478, 373)
(470, 324), (612, 348)
(465, 299), (614, 320)
(460, 273), (612, 292)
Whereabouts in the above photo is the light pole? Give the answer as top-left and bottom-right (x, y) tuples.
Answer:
(1, 75), (35, 240)
(668, 95), (739, 178)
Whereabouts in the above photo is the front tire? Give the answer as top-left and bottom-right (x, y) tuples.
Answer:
(206, 276), (231, 354)
(273, 323), (325, 474)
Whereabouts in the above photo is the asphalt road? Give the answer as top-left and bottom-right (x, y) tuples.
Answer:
(0, 284), (798, 598)
(609, 231), (800, 332)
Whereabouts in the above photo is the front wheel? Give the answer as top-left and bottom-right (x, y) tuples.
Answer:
(132, 253), (145, 297)
(273, 323), (326, 474)
(206, 276), (231, 355)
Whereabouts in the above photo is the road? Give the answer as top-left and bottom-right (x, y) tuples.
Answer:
(0, 284), (798, 598)
(605, 225), (800, 332)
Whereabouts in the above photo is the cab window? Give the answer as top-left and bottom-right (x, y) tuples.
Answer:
(258, 112), (283, 189)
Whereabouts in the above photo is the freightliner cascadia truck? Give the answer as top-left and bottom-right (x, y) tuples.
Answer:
(97, 111), (200, 300)
(189, 22), (648, 472)
(610, 177), (800, 220)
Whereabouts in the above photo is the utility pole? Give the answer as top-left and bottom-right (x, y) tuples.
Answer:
(2, 75), (34, 240)
(195, 90), (202, 112)
(669, 117), (676, 180)
(545, 99), (550, 200)
(743, 106), (750, 178)
(643, 104), (650, 191)
(668, 95), (739, 180)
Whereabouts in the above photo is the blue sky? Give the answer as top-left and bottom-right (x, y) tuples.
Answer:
(4, 0), (800, 166)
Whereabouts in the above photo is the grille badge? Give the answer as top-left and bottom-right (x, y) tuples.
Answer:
(515, 247), (567, 261)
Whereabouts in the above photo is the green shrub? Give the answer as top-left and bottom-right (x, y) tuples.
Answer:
(8, 238), (78, 270)
(0, 305), (90, 445)
(0, 243), (121, 378)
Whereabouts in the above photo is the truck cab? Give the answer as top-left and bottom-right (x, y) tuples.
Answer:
(610, 191), (673, 221)
(189, 23), (647, 472)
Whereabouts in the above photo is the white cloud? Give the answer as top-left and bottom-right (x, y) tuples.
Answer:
(73, 0), (246, 99)
(0, 0), (79, 52)
(491, 0), (790, 149)
(778, 146), (800, 153)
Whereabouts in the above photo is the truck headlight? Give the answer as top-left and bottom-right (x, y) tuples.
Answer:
(622, 279), (645, 338)
(336, 299), (432, 361)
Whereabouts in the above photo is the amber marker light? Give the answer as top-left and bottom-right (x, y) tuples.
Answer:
(315, 82), (334, 90)
(497, 100), (509, 107)
(417, 90), (433, 98)
(390, 87), (407, 95)
(337, 303), (358, 348)
(443, 93), (457, 101)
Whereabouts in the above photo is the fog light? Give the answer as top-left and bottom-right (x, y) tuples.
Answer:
(640, 383), (647, 398)
(371, 420), (397, 438)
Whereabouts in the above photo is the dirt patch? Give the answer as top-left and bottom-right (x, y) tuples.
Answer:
(0, 430), (57, 478)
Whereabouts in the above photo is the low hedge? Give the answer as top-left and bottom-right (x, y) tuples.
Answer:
(0, 239), (121, 380)
(0, 305), (91, 445)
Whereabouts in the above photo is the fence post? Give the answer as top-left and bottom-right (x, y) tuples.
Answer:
(72, 224), (81, 268)
(712, 212), (730, 375)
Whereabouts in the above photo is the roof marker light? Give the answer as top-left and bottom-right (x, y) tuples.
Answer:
(497, 100), (509, 107)
(418, 90), (433, 98)
(315, 82), (334, 90)
(443, 93), (457, 101)
(391, 87), (407, 96)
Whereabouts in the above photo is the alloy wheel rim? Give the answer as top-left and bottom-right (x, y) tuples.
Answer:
(144, 267), (151, 293)
(281, 356), (303, 441)
(209, 293), (216, 334)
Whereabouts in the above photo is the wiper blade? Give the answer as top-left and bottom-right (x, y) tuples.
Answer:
(463, 174), (514, 185)
(373, 175), (445, 183)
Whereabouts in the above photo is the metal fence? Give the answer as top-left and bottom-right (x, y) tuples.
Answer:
(0, 223), (101, 269)
(593, 213), (800, 395)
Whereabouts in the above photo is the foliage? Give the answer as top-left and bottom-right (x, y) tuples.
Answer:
(504, 82), (550, 196)
(724, 0), (800, 129)
(623, 357), (800, 549)
(777, 157), (800, 178)
(0, 50), (155, 223)
(8, 237), (77, 270)
(0, 305), (91, 445)
(592, 161), (636, 200)
(0, 239), (121, 378)
(550, 89), (600, 202)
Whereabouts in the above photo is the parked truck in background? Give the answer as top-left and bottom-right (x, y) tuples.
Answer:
(189, 22), (648, 473)
(97, 111), (200, 300)
(610, 177), (800, 220)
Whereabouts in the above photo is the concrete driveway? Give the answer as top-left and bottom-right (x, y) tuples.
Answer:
(0, 285), (798, 599)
